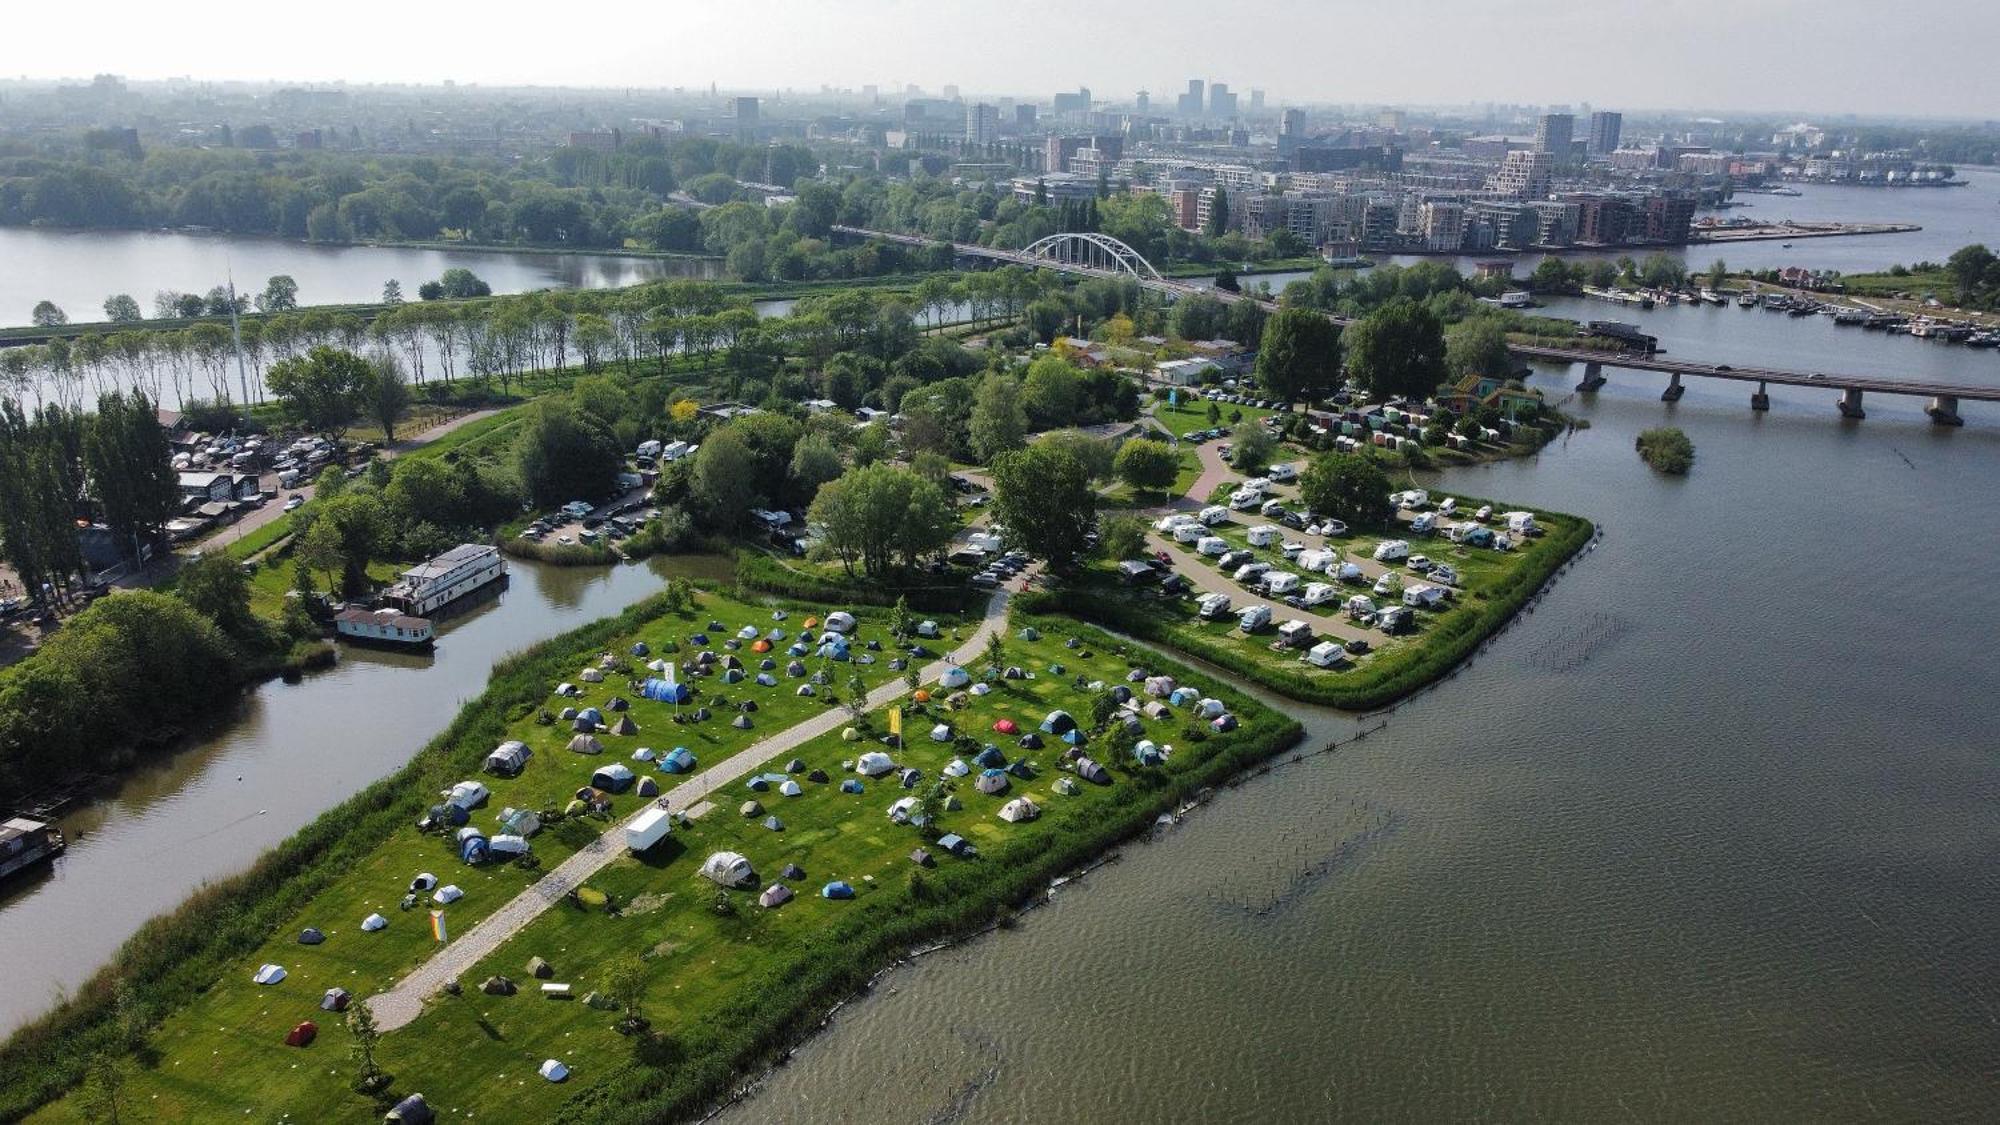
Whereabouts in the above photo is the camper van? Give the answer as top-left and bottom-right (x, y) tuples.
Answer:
(1345, 595), (1377, 620)
(1199, 505), (1231, 527)
(1302, 581), (1338, 607)
(1404, 584), (1447, 609)
(1504, 511), (1540, 535)
(660, 440), (692, 463)
(1246, 525), (1280, 547)
(1196, 536), (1228, 557)
(1333, 560), (1366, 584)
(1296, 548), (1334, 573)
(1237, 604), (1272, 633)
(1196, 592), (1233, 620)
(1173, 521), (1205, 544)
(636, 439), (664, 460)
(1276, 619), (1314, 649)
(1259, 498), (1287, 519)
(1233, 562), (1271, 586)
(1229, 488), (1262, 510)
(1263, 571), (1300, 597)
(1394, 489), (1430, 510)
(1410, 512), (1438, 535)
(1373, 539), (1411, 562)
(1266, 462), (1298, 483)
(1304, 640), (1347, 668)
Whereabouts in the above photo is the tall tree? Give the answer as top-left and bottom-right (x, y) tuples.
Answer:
(257, 275), (299, 312)
(1444, 318), (1513, 382)
(968, 374), (1028, 464)
(1344, 298), (1448, 402)
(30, 301), (67, 327)
(988, 442), (1095, 573)
(101, 294), (143, 323)
(361, 356), (411, 444)
(1203, 189), (1229, 237)
(1300, 451), (1392, 529)
(1112, 437), (1180, 495)
(266, 346), (371, 438)
(1253, 308), (1341, 404)
(83, 391), (178, 564)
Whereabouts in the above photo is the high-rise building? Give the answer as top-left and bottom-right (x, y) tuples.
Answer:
(1587, 111), (1623, 155)
(1535, 112), (1574, 157)
(1043, 134), (1089, 173)
(966, 103), (998, 146)
(1135, 90), (1150, 113)
(1489, 149), (1553, 199)
(1052, 87), (1092, 114)
(943, 84), (960, 100)
(1209, 82), (1236, 117)
(732, 96), (760, 141)
(1014, 104), (1038, 128)
(1249, 89), (1265, 112)
(1178, 79), (1205, 116)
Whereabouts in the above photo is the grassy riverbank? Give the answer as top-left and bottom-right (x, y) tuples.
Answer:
(22, 608), (1296, 1122)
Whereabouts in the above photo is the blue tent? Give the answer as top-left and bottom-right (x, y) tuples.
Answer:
(1169, 687), (1200, 707)
(765, 628), (787, 642)
(631, 642), (650, 656)
(1006, 760), (1038, 779)
(659, 747), (697, 773)
(1135, 742), (1166, 766)
(1061, 728), (1084, 745)
(459, 829), (489, 864)
(821, 881), (856, 899)
(1040, 710), (1078, 735)
(592, 763), (635, 793)
(429, 803), (470, 827)
(579, 707), (605, 726)
(973, 746), (1007, 769)
(642, 679), (692, 704)
(787, 642), (810, 657)
(839, 779), (865, 794)
(722, 668), (745, 684)
(746, 776), (770, 792)
(689, 633), (709, 646)
(817, 640), (851, 661)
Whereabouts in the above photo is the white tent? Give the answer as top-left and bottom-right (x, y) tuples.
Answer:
(855, 751), (896, 776)
(998, 797), (1040, 823)
(539, 1059), (570, 1082)
(938, 666), (970, 689)
(361, 913), (389, 932)
(253, 963), (286, 985)
(700, 851), (757, 888)
(942, 758), (970, 778)
(445, 780), (489, 810)
(969, 682), (991, 696)
(410, 872), (438, 892)
(823, 611), (857, 634)
(489, 834), (529, 856)
(579, 668), (605, 683)
(433, 884), (464, 905)
(887, 796), (919, 821)
(759, 883), (795, 908)
(929, 723), (952, 743)
(779, 779), (803, 797)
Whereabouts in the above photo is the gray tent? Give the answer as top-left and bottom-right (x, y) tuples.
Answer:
(484, 741), (532, 776)
(1076, 757), (1112, 784)
(733, 714), (754, 730)
(298, 927), (325, 945)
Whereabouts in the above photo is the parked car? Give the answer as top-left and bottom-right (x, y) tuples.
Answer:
(283, 495), (305, 511)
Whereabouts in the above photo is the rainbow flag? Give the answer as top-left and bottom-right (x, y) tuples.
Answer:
(430, 910), (447, 943)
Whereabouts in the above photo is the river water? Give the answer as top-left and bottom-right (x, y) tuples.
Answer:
(716, 319), (2000, 1117)
(0, 228), (719, 328)
(0, 555), (690, 1036)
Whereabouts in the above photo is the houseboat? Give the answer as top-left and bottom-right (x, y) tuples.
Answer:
(382, 544), (507, 618)
(335, 606), (435, 649)
(1, 816), (65, 880)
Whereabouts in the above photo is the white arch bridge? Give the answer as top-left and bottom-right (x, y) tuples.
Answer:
(831, 226), (1202, 294)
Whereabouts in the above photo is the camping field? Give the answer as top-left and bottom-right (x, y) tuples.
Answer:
(1150, 397), (1274, 440)
(1034, 500), (1595, 711)
(41, 616), (1299, 1122)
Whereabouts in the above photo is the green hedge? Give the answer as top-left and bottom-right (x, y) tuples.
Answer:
(1022, 505), (1595, 712)
(0, 592), (686, 1120)
(554, 614), (1306, 1123)
(731, 551), (975, 615)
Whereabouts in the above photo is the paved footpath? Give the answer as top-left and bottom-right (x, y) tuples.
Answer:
(368, 575), (1027, 1031)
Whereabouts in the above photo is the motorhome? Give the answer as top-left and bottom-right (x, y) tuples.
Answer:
(1196, 592), (1233, 620)
(1238, 604), (1272, 633)
(1199, 505), (1231, 527)
(1173, 521), (1205, 544)
(1304, 641), (1347, 668)
(1246, 525), (1280, 547)
(1345, 595), (1377, 620)
(1229, 488), (1262, 510)
(1297, 548), (1334, 573)
(1276, 619), (1314, 648)
(1373, 539), (1410, 562)
(1264, 571), (1300, 596)
(1196, 536), (1229, 557)
(1233, 562), (1271, 586)
(1302, 581), (1338, 607)
(1395, 489), (1430, 510)
(1404, 584), (1447, 609)
(1505, 511), (1540, 535)
(1410, 512), (1438, 535)
(1266, 462), (1297, 483)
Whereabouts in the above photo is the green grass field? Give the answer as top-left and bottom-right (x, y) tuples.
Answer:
(39, 612), (1289, 1121)
(1150, 399), (1274, 439)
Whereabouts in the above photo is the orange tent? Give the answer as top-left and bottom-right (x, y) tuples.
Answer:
(803, 616), (821, 629)
(752, 639), (772, 653)
(913, 690), (931, 703)
(285, 1021), (318, 1047)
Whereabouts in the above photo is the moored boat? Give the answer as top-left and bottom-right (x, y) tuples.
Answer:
(0, 817), (66, 880)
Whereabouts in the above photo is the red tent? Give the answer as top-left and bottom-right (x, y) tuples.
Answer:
(993, 719), (1019, 735)
(285, 1021), (318, 1047)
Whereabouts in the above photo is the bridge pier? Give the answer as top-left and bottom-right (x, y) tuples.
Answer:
(1927, 395), (1964, 426)
(1838, 388), (1866, 420)
(1751, 381), (1770, 412)
(1661, 372), (1685, 402)
(1576, 361), (1607, 392)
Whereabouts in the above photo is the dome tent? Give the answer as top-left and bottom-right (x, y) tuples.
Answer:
(1076, 757), (1112, 784)
(1053, 776), (1079, 796)
(579, 668), (605, 683)
(567, 734), (604, 754)
(855, 751), (896, 776)
(591, 763), (635, 793)
(822, 881), (856, 900)
(1017, 732), (1044, 750)
(361, 913), (389, 932)
(824, 611), (857, 633)
(539, 1059), (569, 1082)
(484, 741), (532, 777)
(973, 746), (1007, 769)
(760, 883), (795, 908)
(297, 927), (325, 945)
(943, 758), (970, 778)
(740, 800), (764, 818)
(939, 666), (971, 689)
(1134, 740), (1166, 766)
(321, 987), (351, 1011)
(700, 851), (757, 888)
(636, 776), (660, 798)
(660, 746), (696, 773)
(840, 778), (865, 794)
(929, 723), (953, 743)
(998, 797), (1040, 823)
(992, 719), (1019, 735)
(975, 768), (1010, 794)
(1041, 709), (1078, 735)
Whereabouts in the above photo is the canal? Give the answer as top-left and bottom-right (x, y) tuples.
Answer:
(716, 322), (2000, 1120)
(0, 554), (708, 1037)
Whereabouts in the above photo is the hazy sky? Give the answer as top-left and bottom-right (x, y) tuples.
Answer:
(13, 0), (1997, 119)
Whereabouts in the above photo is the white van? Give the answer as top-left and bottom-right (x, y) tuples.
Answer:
(660, 440), (692, 462)
(636, 439), (664, 460)
(1395, 489), (1430, 510)
(1264, 572), (1300, 596)
(1266, 462), (1297, 483)
(1505, 511), (1540, 535)
(1246, 525), (1280, 547)
(1259, 498), (1287, 519)
(1233, 562), (1271, 585)
(1199, 505), (1231, 527)
(1238, 605), (1272, 633)
(1197, 592), (1233, 620)
(1196, 536), (1228, 557)
(1373, 539), (1411, 562)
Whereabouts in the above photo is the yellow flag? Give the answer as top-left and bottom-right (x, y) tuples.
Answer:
(888, 707), (902, 737)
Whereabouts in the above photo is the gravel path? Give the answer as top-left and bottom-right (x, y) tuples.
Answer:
(367, 576), (1026, 1031)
